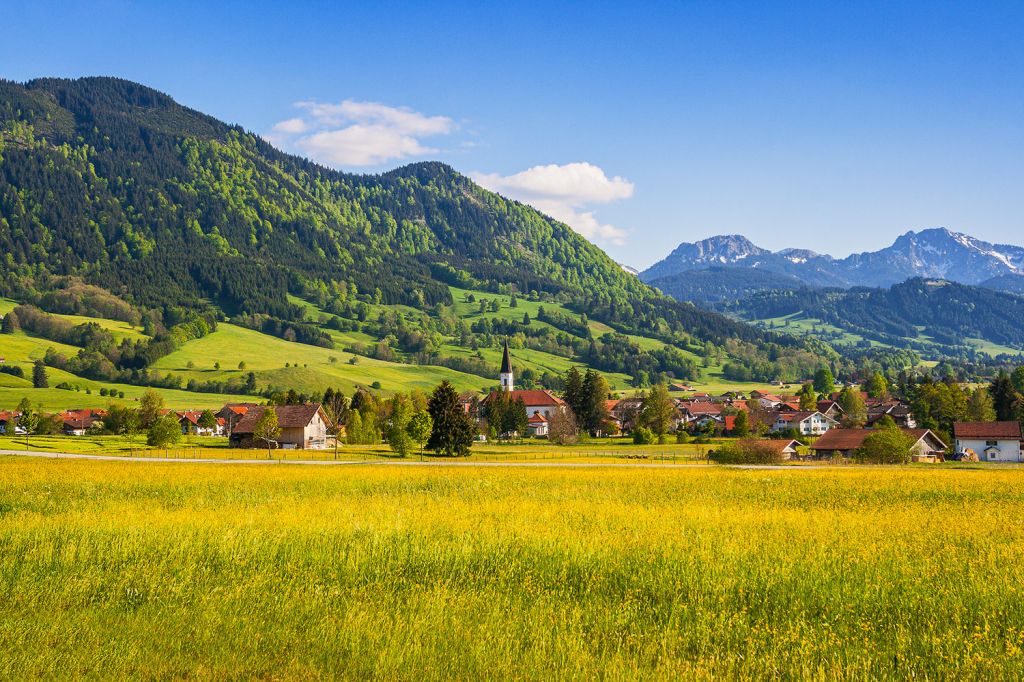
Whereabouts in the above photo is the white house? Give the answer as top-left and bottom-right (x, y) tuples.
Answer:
(527, 412), (548, 437)
(771, 410), (837, 436)
(953, 422), (1022, 462)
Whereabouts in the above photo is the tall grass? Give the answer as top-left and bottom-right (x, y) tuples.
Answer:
(1, 460), (1023, 678)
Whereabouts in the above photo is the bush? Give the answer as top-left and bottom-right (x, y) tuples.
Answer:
(855, 429), (916, 464)
(0, 365), (25, 379)
(632, 426), (655, 445)
(710, 439), (784, 465)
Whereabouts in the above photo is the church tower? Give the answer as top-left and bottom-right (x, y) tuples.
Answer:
(500, 339), (514, 392)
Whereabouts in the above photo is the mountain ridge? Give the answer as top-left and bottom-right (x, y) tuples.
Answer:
(642, 228), (1024, 289)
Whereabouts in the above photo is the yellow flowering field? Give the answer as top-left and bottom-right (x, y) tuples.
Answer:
(1, 458), (1023, 679)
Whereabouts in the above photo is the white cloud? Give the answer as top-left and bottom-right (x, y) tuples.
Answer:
(473, 163), (633, 246)
(267, 100), (456, 167)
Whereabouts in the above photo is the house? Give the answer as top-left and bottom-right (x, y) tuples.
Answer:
(229, 404), (332, 449)
(816, 400), (844, 420)
(0, 410), (21, 435)
(759, 439), (801, 460)
(866, 401), (917, 428)
(58, 408), (107, 436)
(526, 412), (548, 437)
(668, 383), (693, 392)
(771, 411), (837, 436)
(751, 391), (786, 409)
(177, 411), (224, 437)
(808, 428), (947, 460)
(609, 397), (644, 433)
(677, 401), (723, 429)
(953, 422), (1022, 462)
(217, 403), (260, 436)
(457, 391), (479, 415)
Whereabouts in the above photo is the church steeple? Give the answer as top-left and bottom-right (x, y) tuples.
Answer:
(500, 339), (514, 392)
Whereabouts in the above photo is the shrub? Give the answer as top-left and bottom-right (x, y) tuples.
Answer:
(632, 426), (655, 445)
(0, 365), (25, 379)
(710, 439), (784, 465)
(855, 429), (916, 464)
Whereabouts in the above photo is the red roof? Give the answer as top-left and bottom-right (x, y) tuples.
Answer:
(683, 402), (723, 415)
(810, 428), (945, 451)
(527, 413), (547, 424)
(954, 422), (1022, 440)
(724, 415), (736, 431)
(486, 390), (564, 407)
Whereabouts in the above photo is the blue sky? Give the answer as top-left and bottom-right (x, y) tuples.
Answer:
(3, 1), (1023, 268)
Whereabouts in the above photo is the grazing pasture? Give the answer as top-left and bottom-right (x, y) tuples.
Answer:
(1, 460), (1023, 679)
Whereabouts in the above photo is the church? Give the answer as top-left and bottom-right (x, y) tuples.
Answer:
(483, 340), (566, 434)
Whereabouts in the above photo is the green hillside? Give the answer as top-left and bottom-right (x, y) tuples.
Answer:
(0, 76), (839, 410)
(736, 279), (1024, 362)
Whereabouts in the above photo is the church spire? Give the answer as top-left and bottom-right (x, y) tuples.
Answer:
(500, 339), (514, 392)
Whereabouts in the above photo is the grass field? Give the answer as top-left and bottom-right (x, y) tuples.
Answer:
(0, 434), (725, 462)
(1, 459), (1023, 678)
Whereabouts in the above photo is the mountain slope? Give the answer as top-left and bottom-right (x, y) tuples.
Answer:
(0, 76), (832, 397)
(647, 266), (806, 306)
(643, 229), (1024, 289)
(734, 279), (1024, 358)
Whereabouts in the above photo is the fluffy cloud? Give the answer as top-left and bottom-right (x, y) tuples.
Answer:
(267, 100), (456, 167)
(474, 163), (634, 245)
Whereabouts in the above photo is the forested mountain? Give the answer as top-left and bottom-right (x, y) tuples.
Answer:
(647, 266), (806, 306)
(643, 229), (1024, 290)
(733, 279), (1024, 358)
(0, 76), (831, 392)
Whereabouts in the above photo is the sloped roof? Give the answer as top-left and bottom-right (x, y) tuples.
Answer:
(810, 428), (944, 451)
(954, 422), (1022, 440)
(776, 411), (821, 423)
(233, 404), (328, 434)
(755, 439), (799, 453)
(682, 402), (723, 415)
(486, 389), (564, 407)
(527, 412), (548, 424)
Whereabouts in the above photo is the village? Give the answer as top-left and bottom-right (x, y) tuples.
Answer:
(2, 341), (1021, 464)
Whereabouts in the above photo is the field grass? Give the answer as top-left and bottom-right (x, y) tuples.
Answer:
(152, 322), (492, 395)
(1, 460), (1023, 678)
(0, 434), (725, 462)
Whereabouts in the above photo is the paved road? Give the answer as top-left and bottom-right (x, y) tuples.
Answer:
(0, 449), (726, 468)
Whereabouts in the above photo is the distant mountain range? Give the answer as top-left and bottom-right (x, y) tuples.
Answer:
(641, 228), (1024, 292)
(639, 229), (1024, 359)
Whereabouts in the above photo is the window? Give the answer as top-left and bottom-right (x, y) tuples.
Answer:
(986, 440), (998, 447)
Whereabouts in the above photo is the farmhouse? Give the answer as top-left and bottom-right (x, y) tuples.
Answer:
(229, 404), (331, 449)
(771, 410), (837, 436)
(0, 410), (22, 435)
(59, 408), (107, 436)
(177, 410), (224, 437)
(953, 422), (1022, 462)
(217, 403), (259, 436)
(809, 428), (947, 461)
